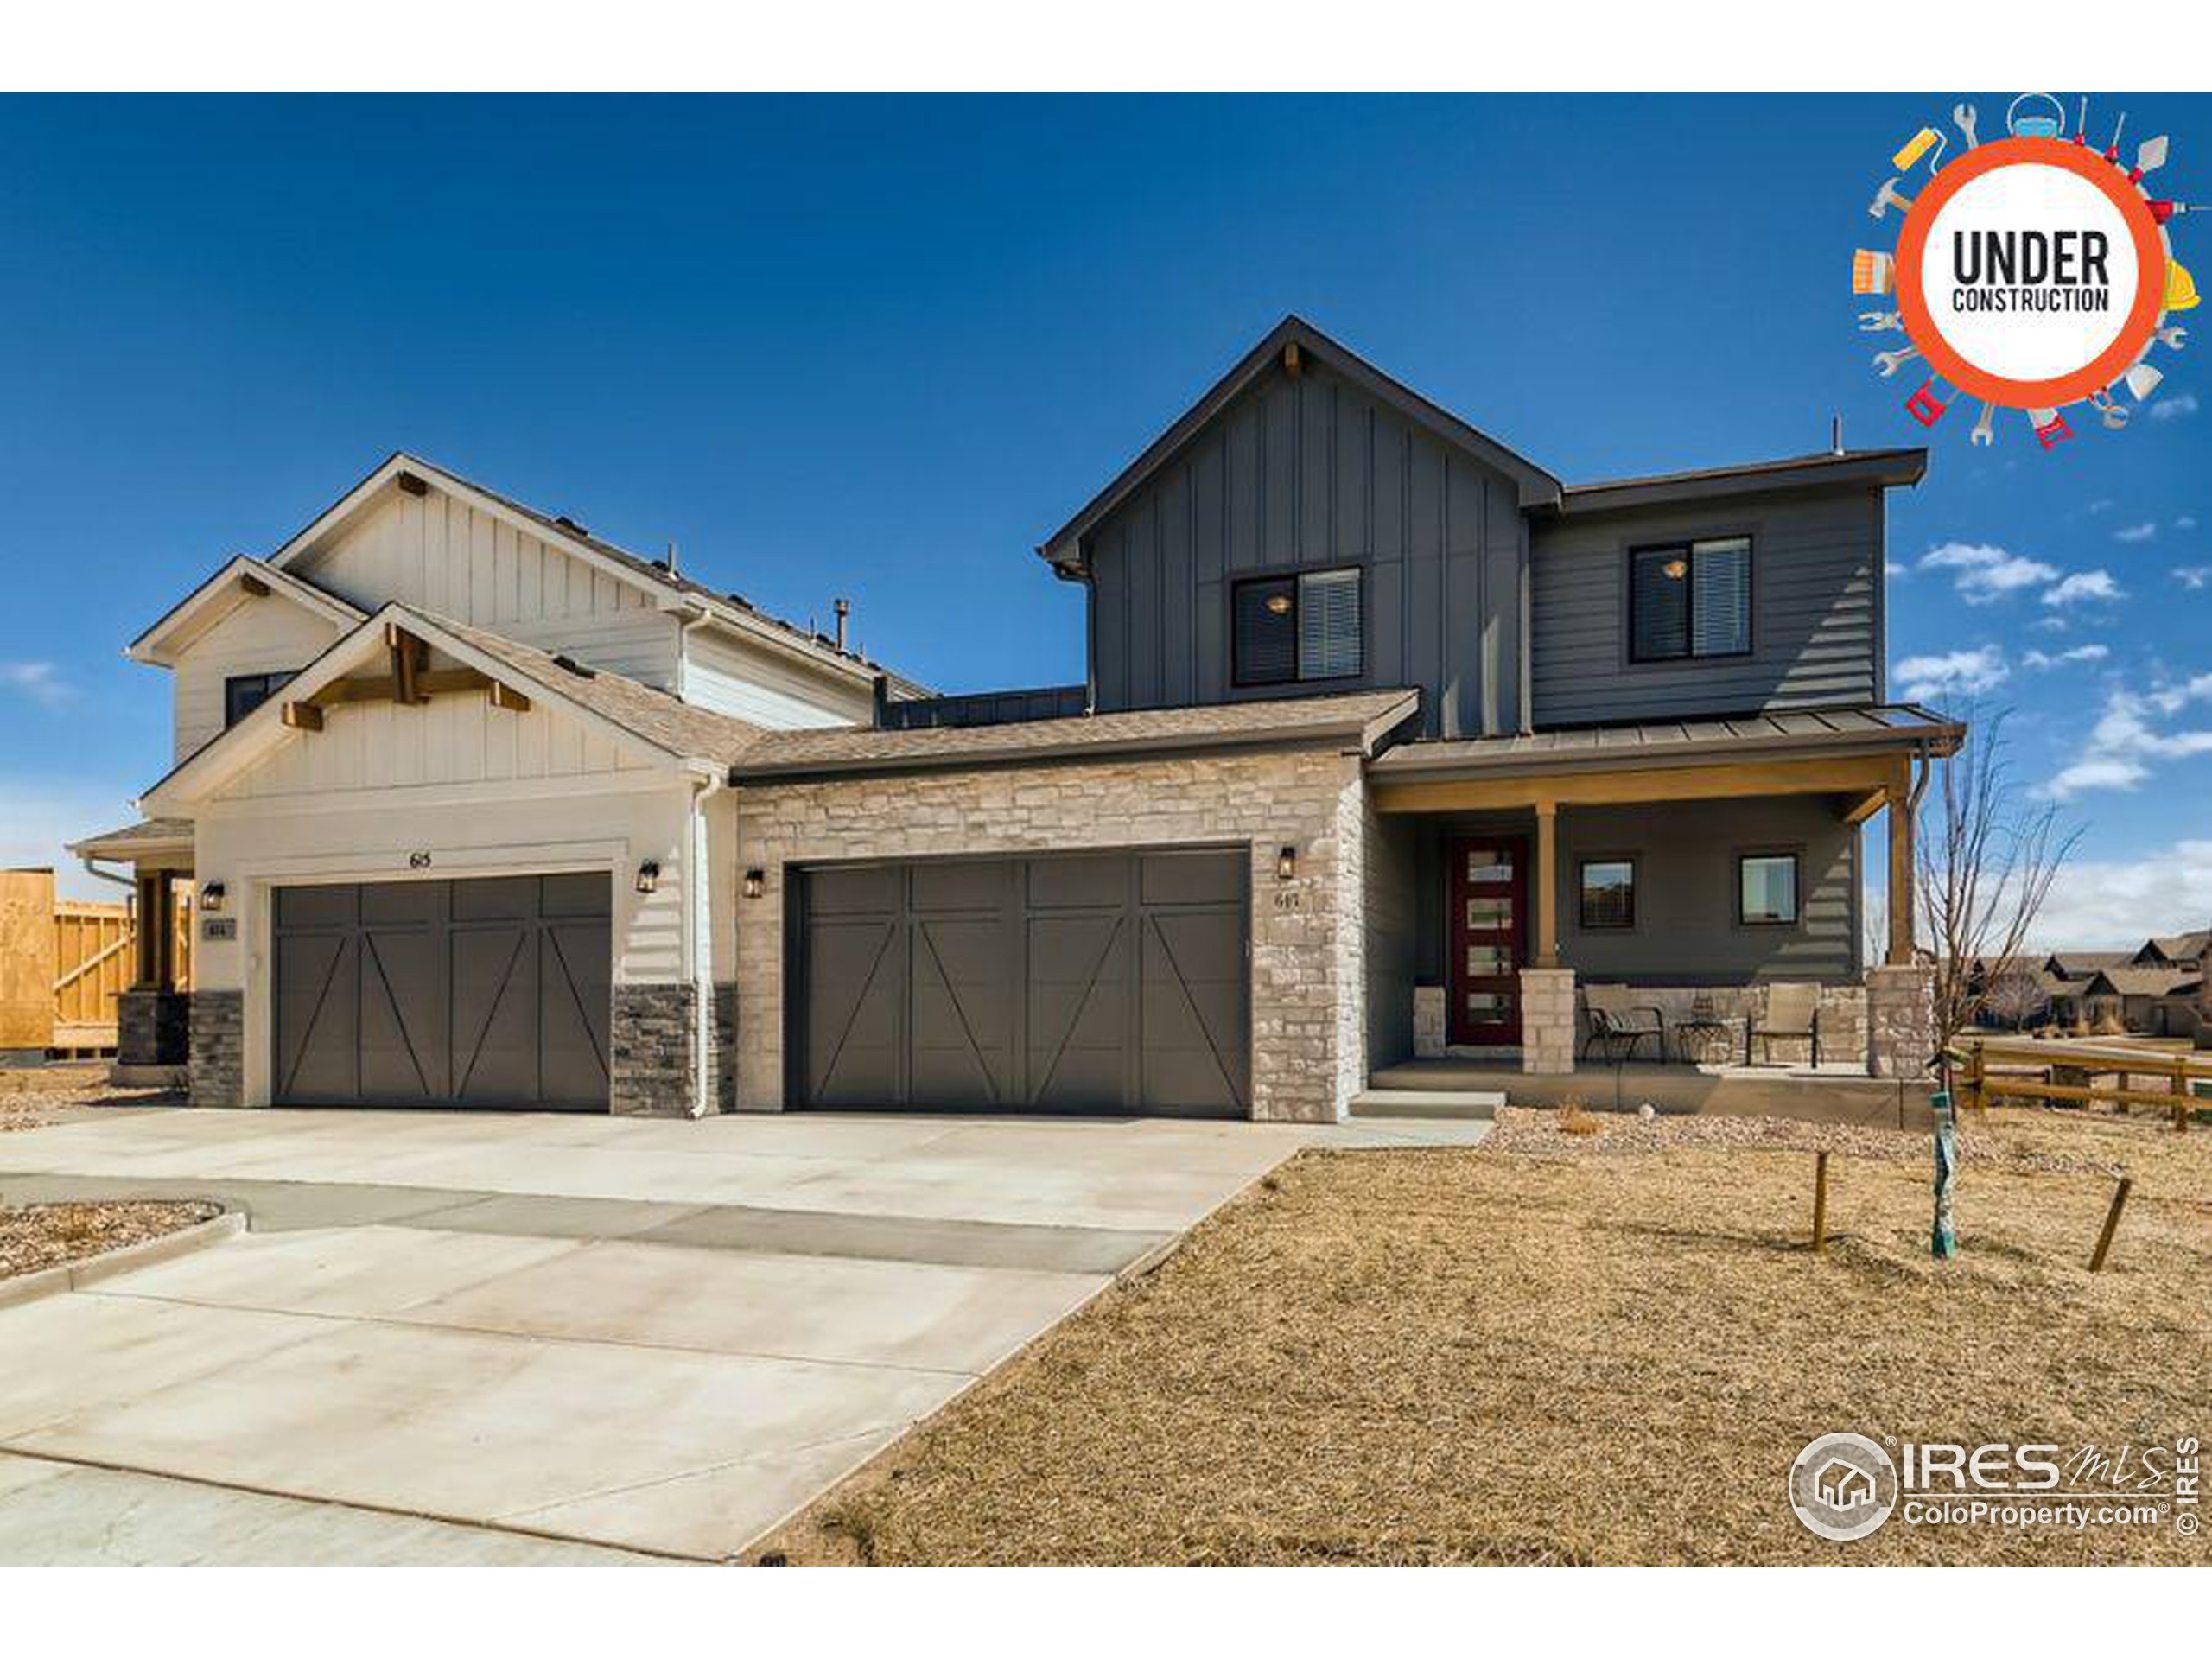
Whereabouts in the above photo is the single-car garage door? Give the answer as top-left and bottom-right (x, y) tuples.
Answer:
(273, 874), (613, 1109)
(792, 849), (1249, 1116)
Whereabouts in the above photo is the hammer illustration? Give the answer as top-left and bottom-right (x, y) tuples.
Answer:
(1868, 177), (1915, 219)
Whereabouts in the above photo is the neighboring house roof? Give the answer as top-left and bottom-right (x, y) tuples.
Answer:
(1553, 448), (1928, 516)
(1035, 316), (1565, 576)
(126, 555), (367, 667)
(1367, 702), (1963, 779)
(2044, 950), (2131, 981)
(734, 687), (1422, 780)
(66, 817), (194, 861)
(2082, 966), (2202, 999)
(2138, 930), (2211, 965)
(142, 602), (766, 810)
(262, 451), (929, 696)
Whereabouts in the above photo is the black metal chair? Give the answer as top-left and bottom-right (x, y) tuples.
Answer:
(1581, 983), (1667, 1062)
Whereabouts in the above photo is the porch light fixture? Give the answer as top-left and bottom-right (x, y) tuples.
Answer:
(200, 881), (226, 913)
(1263, 591), (1294, 615)
(635, 860), (661, 896)
(1275, 845), (1298, 881)
(743, 868), (766, 899)
(1662, 557), (1688, 580)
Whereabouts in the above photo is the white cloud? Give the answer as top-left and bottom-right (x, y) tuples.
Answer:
(2022, 839), (2212, 950)
(2023, 644), (2110, 670)
(2177, 565), (2212, 591)
(2177, 515), (2200, 531)
(2149, 393), (2200, 423)
(1885, 560), (1910, 582)
(2113, 521), (2158, 543)
(2041, 569), (2126, 607)
(0, 663), (72, 708)
(1896, 645), (2008, 703)
(2039, 675), (2212, 798)
(1918, 541), (2060, 604)
(2086, 498), (2116, 515)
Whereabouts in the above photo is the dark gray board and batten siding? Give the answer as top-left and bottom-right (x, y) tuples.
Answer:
(1529, 487), (1887, 728)
(1084, 358), (1527, 740)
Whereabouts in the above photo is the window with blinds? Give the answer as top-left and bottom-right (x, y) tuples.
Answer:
(1629, 537), (1751, 662)
(1232, 568), (1363, 686)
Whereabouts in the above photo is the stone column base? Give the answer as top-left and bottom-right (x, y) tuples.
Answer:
(118, 988), (191, 1067)
(610, 983), (705, 1117)
(1520, 968), (1577, 1075)
(1866, 963), (1936, 1080)
(189, 990), (244, 1109)
(1414, 985), (1446, 1058)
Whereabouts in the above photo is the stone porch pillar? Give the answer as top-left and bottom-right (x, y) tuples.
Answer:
(1520, 967), (1576, 1075)
(1866, 963), (1936, 1079)
(118, 872), (189, 1071)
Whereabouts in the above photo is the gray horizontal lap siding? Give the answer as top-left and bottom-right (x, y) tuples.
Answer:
(1087, 357), (1524, 740)
(1529, 487), (1885, 726)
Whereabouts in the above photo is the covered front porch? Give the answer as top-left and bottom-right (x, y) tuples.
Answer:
(1363, 705), (1961, 1084)
(66, 817), (196, 1081)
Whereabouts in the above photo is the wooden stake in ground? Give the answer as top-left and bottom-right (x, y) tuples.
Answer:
(1931, 1091), (1959, 1261)
(1811, 1150), (1830, 1254)
(2088, 1175), (2133, 1273)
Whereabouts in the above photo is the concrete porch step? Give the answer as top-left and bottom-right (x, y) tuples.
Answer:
(1348, 1089), (1504, 1121)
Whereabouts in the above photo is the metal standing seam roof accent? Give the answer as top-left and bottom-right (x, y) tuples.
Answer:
(1367, 702), (1965, 777)
(1552, 448), (1929, 514)
(733, 687), (1424, 779)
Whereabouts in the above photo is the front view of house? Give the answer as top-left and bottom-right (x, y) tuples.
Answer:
(75, 318), (1957, 1122)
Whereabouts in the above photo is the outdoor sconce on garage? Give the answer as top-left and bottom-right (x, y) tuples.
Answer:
(1276, 845), (1298, 881)
(635, 861), (660, 896)
(743, 868), (766, 899)
(200, 881), (226, 913)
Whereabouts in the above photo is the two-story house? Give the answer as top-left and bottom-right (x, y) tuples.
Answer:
(77, 317), (1959, 1124)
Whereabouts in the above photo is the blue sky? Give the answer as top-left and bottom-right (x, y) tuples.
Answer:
(1, 93), (2206, 941)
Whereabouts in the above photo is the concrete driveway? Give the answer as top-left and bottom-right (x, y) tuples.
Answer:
(0, 1106), (1461, 1563)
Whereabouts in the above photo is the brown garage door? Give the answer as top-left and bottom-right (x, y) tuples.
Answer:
(272, 874), (612, 1109)
(792, 849), (1249, 1116)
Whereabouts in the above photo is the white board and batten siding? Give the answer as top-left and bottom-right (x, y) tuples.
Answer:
(680, 626), (872, 729)
(287, 491), (683, 689)
(173, 601), (352, 760)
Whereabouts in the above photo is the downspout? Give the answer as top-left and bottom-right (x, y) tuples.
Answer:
(79, 856), (136, 894)
(670, 601), (712, 701)
(687, 766), (726, 1118)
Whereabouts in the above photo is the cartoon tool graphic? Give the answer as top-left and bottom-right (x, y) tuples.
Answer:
(2155, 325), (2189, 350)
(2148, 200), (2205, 225)
(2089, 389), (2129, 429)
(1970, 401), (1997, 445)
(1872, 346), (1921, 378)
(1852, 250), (1895, 295)
(1857, 310), (1902, 332)
(1953, 103), (1980, 149)
(1904, 377), (1950, 425)
(2169, 260), (2202, 311)
(1867, 176), (1915, 219)
(2129, 135), (2168, 183)
(2009, 92), (2067, 139)
(2031, 408), (2074, 448)
(2122, 362), (2165, 400)
(1893, 127), (1946, 175)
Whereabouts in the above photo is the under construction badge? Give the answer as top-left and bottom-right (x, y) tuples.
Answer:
(1853, 92), (2197, 448)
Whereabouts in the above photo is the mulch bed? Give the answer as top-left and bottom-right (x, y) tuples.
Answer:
(0, 1201), (220, 1282)
(760, 1106), (2211, 1566)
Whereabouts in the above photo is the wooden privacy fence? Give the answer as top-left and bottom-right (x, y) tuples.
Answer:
(1958, 1039), (2212, 1129)
(1, 869), (193, 1056)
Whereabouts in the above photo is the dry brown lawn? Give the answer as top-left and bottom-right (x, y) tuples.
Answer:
(764, 1106), (2212, 1566)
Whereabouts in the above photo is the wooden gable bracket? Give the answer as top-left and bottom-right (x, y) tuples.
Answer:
(280, 701), (323, 732)
(238, 573), (271, 598)
(384, 623), (427, 704)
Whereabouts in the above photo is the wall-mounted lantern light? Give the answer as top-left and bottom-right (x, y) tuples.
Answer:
(635, 860), (661, 896)
(200, 881), (226, 913)
(743, 868), (766, 899)
(1263, 591), (1293, 615)
(1275, 845), (1298, 882)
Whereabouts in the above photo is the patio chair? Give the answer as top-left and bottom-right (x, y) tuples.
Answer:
(1581, 983), (1667, 1063)
(1746, 982), (1822, 1067)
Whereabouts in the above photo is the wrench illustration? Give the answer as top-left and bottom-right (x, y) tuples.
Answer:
(2156, 326), (2190, 351)
(1970, 403), (1996, 446)
(1953, 103), (1980, 149)
(1872, 346), (1922, 378)
(1858, 310), (1902, 332)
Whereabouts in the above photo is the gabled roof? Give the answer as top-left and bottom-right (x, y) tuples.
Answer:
(67, 817), (194, 861)
(2137, 931), (2210, 965)
(734, 687), (1421, 780)
(1036, 316), (1562, 576)
(2082, 965), (2202, 999)
(142, 603), (765, 811)
(127, 555), (366, 667)
(264, 452), (927, 696)
(2044, 950), (2131, 981)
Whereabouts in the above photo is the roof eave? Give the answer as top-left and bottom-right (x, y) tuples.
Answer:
(1368, 715), (1964, 782)
(1552, 450), (1929, 518)
(126, 556), (365, 667)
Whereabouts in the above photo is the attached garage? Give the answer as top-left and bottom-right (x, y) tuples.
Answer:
(272, 874), (613, 1109)
(791, 849), (1249, 1116)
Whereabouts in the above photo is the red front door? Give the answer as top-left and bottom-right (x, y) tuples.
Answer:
(1447, 836), (1527, 1046)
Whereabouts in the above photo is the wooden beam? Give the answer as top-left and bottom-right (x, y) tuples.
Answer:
(1887, 785), (1914, 966)
(280, 701), (324, 732)
(238, 573), (271, 598)
(307, 667), (497, 709)
(1533, 800), (1560, 969)
(396, 469), (429, 497)
(486, 681), (531, 714)
(1282, 341), (1302, 378)
(1372, 752), (1908, 815)
(1842, 787), (1889, 825)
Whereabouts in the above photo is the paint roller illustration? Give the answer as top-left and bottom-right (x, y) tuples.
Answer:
(1892, 126), (1947, 175)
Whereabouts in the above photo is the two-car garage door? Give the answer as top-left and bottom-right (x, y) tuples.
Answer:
(791, 849), (1251, 1117)
(272, 874), (613, 1109)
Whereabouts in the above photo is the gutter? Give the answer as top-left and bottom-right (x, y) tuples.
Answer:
(1368, 719), (1965, 781)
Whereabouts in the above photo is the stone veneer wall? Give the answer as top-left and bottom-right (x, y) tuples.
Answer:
(1518, 968), (1577, 1074)
(188, 990), (244, 1109)
(118, 988), (191, 1067)
(1865, 963), (1936, 1079)
(708, 983), (737, 1114)
(609, 982), (702, 1117)
(734, 747), (1370, 1123)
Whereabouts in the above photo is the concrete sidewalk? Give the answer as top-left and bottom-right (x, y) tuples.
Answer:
(0, 1107), (1481, 1563)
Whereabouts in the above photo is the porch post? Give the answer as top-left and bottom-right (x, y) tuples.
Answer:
(1886, 788), (1913, 967)
(1532, 799), (1560, 969)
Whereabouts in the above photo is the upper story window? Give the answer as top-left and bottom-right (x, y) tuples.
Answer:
(224, 671), (296, 728)
(1232, 568), (1363, 688)
(1630, 537), (1751, 663)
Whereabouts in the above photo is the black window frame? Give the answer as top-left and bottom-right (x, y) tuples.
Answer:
(1576, 855), (1638, 931)
(224, 670), (297, 728)
(1628, 537), (1754, 665)
(1230, 565), (1365, 690)
(1736, 850), (1802, 928)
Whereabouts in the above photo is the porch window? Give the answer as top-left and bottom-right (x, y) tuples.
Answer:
(1738, 853), (1800, 925)
(1630, 537), (1751, 662)
(1578, 858), (1637, 930)
(224, 670), (297, 728)
(1232, 568), (1363, 686)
